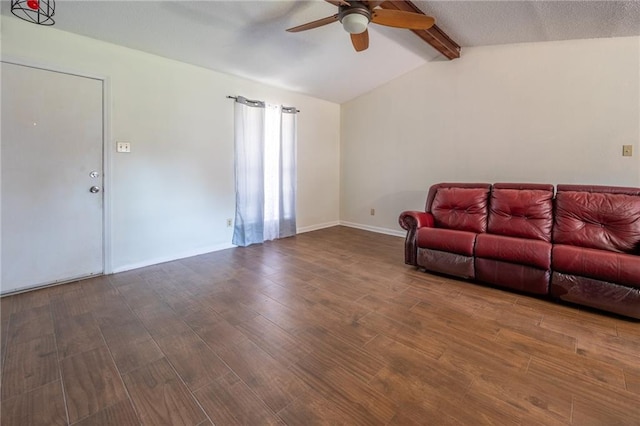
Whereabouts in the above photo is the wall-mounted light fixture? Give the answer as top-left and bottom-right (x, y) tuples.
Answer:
(11, 0), (55, 26)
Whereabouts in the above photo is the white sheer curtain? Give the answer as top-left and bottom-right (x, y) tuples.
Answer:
(232, 97), (265, 247)
(232, 97), (297, 247)
(279, 107), (297, 238)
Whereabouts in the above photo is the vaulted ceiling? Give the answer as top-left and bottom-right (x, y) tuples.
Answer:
(2, 1), (639, 103)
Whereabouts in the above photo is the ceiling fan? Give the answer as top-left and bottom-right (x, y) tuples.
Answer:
(286, 0), (435, 52)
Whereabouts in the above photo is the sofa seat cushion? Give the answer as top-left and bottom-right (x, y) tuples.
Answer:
(475, 234), (551, 270)
(416, 228), (477, 257)
(552, 244), (640, 289)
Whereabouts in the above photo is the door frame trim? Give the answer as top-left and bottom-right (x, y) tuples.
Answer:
(1, 58), (114, 283)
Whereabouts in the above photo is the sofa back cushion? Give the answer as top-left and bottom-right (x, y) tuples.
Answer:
(487, 183), (554, 242)
(553, 185), (640, 253)
(429, 185), (490, 234)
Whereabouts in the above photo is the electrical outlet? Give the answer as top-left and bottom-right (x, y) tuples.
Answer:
(226, 218), (233, 227)
(370, 208), (375, 216)
(622, 145), (633, 157)
(116, 142), (131, 153)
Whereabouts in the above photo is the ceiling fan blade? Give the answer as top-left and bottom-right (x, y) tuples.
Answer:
(351, 30), (369, 52)
(325, 0), (350, 6)
(371, 9), (435, 30)
(286, 14), (340, 32)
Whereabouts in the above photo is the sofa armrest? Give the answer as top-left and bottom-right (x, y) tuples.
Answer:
(399, 211), (434, 266)
(399, 211), (434, 231)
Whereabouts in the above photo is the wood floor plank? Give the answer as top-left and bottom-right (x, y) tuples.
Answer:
(215, 339), (309, 412)
(118, 282), (165, 310)
(357, 311), (447, 360)
(1, 289), (49, 316)
(572, 393), (640, 425)
(6, 305), (54, 345)
(49, 289), (92, 322)
(194, 372), (283, 426)
(73, 399), (140, 426)
(365, 334), (472, 403)
(531, 351), (627, 390)
(123, 357), (207, 426)
(175, 302), (222, 330)
(1, 334), (58, 400)
(527, 355), (640, 420)
(201, 288), (262, 325)
(307, 275), (371, 302)
(366, 366), (462, 425)
(452, 386), (523, 426)
(1, 317), (9, 369)
(303, 302), (379, 347)
(0, 380), (67, 426)
(80, 287), (125, 316)
(410, 300), (502, 341)
(133, 303), (191, 340)
(237, 296), (309, 335)
(60, 346), (128, 423)
(387, 412), (434, 426)
(437, 334), (531, 380)
(277, 388), (375, 426)
(53, 312), (104, 359)
(98, 308), (153, 349)
(464, 369), (573, 423)
(574, 333), (640, 373)
(235, 314), (310, 365)
(1, 297), (14, 320)
(192, 317), (249, 353)
(540, 311), (619, 339)
(155, 330), (230, 391)
(494, 327), (577, 358)
(296, 326), (385, 384)
(108, 269), (148, 288)
(626, 370), (640, 395)
(291, 351), (397, 425)
(615, 319), (640, 340)
(108, 338), (165, 375)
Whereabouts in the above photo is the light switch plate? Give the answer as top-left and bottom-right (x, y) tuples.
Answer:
(622, 145), (633, 157)
(117, 142), (131, 153)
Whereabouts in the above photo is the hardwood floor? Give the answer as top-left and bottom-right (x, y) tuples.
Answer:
(1, 226), (639, 425)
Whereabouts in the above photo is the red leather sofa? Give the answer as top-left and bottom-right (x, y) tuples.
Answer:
(399, 183), (640, 319)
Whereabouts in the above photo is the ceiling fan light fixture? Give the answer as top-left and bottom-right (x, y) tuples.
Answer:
(341, 12), (369, 34)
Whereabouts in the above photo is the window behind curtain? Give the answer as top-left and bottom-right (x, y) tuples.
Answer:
(232, 97), (297, 247)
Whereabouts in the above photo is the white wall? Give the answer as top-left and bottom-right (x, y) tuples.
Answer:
(1, 17), (340, 272)
(341, 36), (640, 234)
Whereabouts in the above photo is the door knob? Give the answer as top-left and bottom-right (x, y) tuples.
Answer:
(89, 186), (100, 193)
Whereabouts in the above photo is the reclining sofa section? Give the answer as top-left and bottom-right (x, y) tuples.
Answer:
(399, 183), (640, 319)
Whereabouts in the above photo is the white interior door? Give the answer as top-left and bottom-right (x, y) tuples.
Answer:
(1, 62), (104, 294)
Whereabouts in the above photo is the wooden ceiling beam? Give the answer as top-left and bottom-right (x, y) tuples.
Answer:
(379, 0), (461, 60)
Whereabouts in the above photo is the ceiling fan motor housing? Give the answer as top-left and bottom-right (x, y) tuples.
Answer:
(339, 1), (371, 34)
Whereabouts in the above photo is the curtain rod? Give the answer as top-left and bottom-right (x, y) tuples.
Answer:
(227, 95), (300, 113)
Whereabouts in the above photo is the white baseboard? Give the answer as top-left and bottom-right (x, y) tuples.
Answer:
(297, 221), (340, 234)
(111, 242), (236, 274)
(339, 221), (405, 238)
